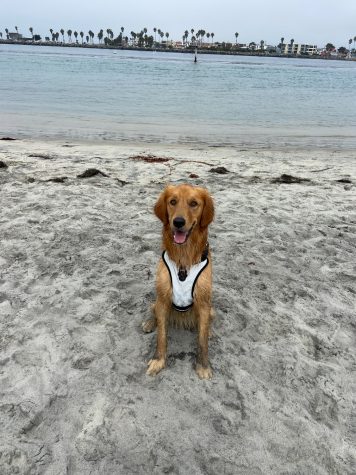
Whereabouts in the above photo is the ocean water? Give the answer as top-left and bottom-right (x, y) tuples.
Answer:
(1, 44), (356, 148)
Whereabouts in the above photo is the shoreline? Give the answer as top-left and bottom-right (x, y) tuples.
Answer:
(1, 39), (354, 62)
(2, 132), (356, 153)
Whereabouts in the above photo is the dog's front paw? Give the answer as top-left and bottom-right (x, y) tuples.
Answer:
(146, 358), (165, 376)
(196, 364), (213, 380)
(142, 318), (156, 333)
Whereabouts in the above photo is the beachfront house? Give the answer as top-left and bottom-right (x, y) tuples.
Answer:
(280, 43), (318, 55)
(8, 32), (23, 40)
(6, 32), (35, 42)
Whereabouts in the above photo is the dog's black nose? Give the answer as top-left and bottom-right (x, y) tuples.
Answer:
(173, 217), (185, 229)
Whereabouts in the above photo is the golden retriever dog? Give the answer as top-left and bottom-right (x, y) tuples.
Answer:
(143, 184), (215, 379)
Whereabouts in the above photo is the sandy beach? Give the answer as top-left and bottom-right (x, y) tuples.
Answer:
(0, 138), (355, 474)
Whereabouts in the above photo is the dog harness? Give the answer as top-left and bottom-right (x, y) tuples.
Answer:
(162, 247), (209, 312)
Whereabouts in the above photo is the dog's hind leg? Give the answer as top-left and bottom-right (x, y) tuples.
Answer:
(142, 303), (157, 333)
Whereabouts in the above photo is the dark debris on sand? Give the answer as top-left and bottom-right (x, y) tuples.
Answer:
(1, 137), (16, 141)
(0, 161), (8, 169)
(116, 178), (129, 186)
(46, 177), (68, 183)
(336, 178), (352, 184)
(130, 155), (171, 163)
(271, 174), (311, 184)
(209, 166), (230, 174)
(28, 153), (55, 160)
(77, 169), (109, 178)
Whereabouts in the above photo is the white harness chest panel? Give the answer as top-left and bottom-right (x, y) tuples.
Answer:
(162, 251), (209, 312)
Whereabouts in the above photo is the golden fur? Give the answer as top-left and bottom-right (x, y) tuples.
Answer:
(143, 184), (215, 379)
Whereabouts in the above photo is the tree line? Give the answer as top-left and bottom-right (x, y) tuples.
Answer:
(1, 26), (355, 55)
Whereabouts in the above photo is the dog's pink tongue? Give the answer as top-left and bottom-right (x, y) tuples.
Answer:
(174, 230), (187, 244)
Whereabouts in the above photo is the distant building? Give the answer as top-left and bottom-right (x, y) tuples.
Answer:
(265, 45), (278, 53)
(173, 41), (184, 49)
(8, 32), (23, 40)
(280, 43), (318, 55)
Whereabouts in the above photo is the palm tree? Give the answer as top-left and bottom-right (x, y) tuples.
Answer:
(74, 31), (78, 43)
(67, 29), (72, 42)
(153, 27), (157, 43)
(235, 32), (239, 45)
(60, 29), (65, 42)
(260, 40), (265, 51)
(80, 31), (84, 44)
(349, 38), (352, 54)
(86, 35), (89, 43)
(15, 26), (18, 34)
(201, 29), (206, 45)
(165, 32), (169, 46)
(206, 32), (210, 45)
(290, 38), (295, 54)
(50, 28), (53, 40)
(279, 37), (285, 53)
(5, 28), (9, 39)
(97, 30), (103, 44)
(183, 29), (188, 46)
(211, 32), (214, 44)
(136, 31), (143, 47)
(29, 27), (33, 38)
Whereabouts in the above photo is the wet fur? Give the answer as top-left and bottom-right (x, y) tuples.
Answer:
(144, 184), (215, 379)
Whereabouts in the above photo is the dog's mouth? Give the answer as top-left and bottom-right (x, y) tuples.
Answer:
(173, 223), (195, 245)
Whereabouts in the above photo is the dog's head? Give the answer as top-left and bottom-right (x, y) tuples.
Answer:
(154, 184), (214, 245)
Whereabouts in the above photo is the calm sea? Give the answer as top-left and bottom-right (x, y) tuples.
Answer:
(1, 44), (356, 148)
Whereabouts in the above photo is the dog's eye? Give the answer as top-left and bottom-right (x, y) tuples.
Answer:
(190, 200), (198, 207)
(170, 199), (177, 206)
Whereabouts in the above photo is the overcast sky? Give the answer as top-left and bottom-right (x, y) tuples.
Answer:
(2, 0), (355, 47)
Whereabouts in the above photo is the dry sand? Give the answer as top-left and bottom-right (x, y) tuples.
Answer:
(0, 138), (355, 474)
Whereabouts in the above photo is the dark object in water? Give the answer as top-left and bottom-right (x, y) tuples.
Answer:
(271, 174), (311, 184)
(209, 166), (229, 174)
(77, 169), (109, 178)
(189, 173), (199, 178)
(0, 161), (8, 168)
(1, 137), (16, 141)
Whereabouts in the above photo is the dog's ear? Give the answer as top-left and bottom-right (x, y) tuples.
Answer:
(200, 190), (214, 228)
(154, 187), (170, 224)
